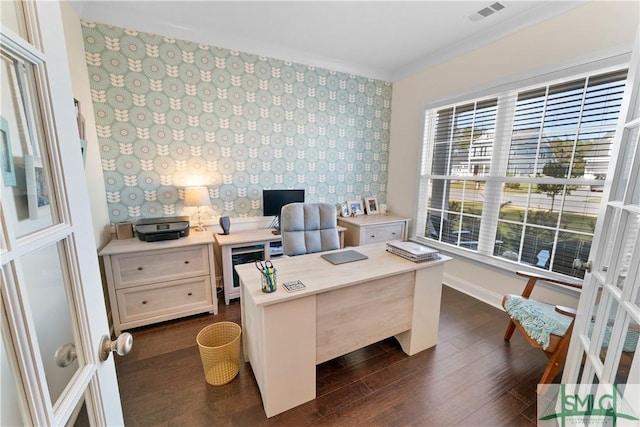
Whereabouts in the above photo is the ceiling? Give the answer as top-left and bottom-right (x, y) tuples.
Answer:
(69, 1), (584, 82)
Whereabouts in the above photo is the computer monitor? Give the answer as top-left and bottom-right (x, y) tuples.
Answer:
(263, 189), (305, 234)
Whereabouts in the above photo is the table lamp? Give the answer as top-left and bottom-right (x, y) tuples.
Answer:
(184, 186), (210, 231)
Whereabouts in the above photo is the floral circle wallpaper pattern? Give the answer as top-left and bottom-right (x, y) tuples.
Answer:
(82, 21), (392, 223)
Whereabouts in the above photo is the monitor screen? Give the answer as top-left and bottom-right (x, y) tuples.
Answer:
(263, 189), (305, 217)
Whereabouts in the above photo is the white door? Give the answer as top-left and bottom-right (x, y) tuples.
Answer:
(1, 2), (126, 425)
(562, 27), (640, 402)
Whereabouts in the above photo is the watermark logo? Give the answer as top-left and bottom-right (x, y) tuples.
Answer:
(538, 384), (639, 427)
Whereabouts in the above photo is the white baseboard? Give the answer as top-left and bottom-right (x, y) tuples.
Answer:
(442, 272), (504, 311)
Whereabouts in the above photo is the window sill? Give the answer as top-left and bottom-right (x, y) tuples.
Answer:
(411, 236), (583, 297)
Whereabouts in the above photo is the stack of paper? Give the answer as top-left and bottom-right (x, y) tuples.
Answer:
(386, 241), (440, 263)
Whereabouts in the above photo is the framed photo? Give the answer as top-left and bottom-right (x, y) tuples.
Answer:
(364, 196), (379, 215)
(35, 167), (50, 207)
(1, 116), (16, 186)
(11, 58), (41, 166)
(348, 199), (364, 216)
(339, 202), (349, 218)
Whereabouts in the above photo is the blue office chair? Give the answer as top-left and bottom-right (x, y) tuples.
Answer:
(280, 202), (340, 256)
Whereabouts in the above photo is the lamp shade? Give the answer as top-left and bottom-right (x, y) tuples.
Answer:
(184, 186), (210, 207)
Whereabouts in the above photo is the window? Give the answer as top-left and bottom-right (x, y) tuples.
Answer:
(417, 67), (628, 279)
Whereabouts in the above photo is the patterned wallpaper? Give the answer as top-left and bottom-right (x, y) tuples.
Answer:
(81, 21), (392, 223)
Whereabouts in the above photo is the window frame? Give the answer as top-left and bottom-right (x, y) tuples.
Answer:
(413, 55), (631, 279)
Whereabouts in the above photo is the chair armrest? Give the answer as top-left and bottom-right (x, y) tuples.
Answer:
(555, 305), (577, 318)
(515, 270), (582, 299)
(516, 270), (583, 289)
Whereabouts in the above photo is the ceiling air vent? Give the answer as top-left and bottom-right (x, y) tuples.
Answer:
(469, 2), (506, 22)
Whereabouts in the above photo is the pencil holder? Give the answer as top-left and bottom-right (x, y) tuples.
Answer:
(260, 268), (277, 293)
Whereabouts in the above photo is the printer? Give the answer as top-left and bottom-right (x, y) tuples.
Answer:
(135, 216), (190, 242)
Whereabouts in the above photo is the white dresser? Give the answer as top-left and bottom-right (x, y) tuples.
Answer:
(337, 215), (410, 246)
(99, 232), (217, 334)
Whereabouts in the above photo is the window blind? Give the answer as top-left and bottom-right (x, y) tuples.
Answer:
(418, 67), (629, 278)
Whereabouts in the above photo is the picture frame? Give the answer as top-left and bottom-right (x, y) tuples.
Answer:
(348, 199), (364, 216)
(35, 166), (50, 208)
(11, 58), (41, 166)
(1, 116), (16, 186)
(364, 196), (379, 215)
(339, 202), (350, 218)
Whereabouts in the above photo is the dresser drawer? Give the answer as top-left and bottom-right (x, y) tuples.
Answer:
(116, 276), (213, 324)
(111, 245), (210, 288)
(362, 223), (404, 244)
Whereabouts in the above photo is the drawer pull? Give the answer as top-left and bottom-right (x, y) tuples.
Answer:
(184, 261), (190, 264)
(188, 292), (193, 296)
(370, 235), (375, 238)
(137, 267), (143, 271)
(142, 300), (147, 304)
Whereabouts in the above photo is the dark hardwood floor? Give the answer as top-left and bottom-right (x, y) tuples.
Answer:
(114, 286), (554, 426)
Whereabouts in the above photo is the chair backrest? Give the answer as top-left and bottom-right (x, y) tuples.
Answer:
(280, 202), (340, 256)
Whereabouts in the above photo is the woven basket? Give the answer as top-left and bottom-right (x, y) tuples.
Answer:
(196, 322), (242, 386)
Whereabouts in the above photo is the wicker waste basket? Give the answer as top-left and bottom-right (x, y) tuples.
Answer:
(196, 321), (242, 386)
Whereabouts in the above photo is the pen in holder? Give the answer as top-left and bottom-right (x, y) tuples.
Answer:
(256, 261), (277, 293)
(260, 267), (277, 293)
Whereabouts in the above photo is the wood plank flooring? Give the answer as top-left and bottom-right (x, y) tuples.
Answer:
(114, 286), (554, 426)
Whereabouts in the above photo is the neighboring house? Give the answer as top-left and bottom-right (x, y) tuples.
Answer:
(505, 130), (554, 177)
(583, 131), (616, 180)
(448, 128), (557, 178)
(450, 129), (559, 179)
(468, 130), (493, 176)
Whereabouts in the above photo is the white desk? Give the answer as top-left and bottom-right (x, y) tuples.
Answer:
(215, 227), (345, 304)
(235, 243), (451, 417)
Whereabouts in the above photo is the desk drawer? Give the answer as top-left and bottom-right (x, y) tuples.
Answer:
(362, 223), (404, 244)
(116, 276), (213, 323)
(112, 245), (209, 288)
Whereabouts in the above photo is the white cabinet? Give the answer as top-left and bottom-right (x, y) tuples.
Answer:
(337, 215), (410, 247)
(215, 229), (283, 305)
(100, 232), (217, 334)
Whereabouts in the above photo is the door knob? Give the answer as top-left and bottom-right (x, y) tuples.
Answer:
(55, 343), (77, 367)
(99, 332), (133, 362)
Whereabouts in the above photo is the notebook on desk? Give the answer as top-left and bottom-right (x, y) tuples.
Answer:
(321, 249), (368, 265)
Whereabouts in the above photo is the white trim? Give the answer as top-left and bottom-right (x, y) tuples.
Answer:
(1, 264), (53, 425)
(1, 270), (33, 425)
(443, 273), (504, 310)
(0, 24), (45, 64)
(441, 260), (582, 311)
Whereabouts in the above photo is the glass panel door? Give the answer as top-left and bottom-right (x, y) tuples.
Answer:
(1, 2), (124, 425)
(562, 27), (640, 411)
(19, 242), (81, 404)
(1, 44), (57, 237)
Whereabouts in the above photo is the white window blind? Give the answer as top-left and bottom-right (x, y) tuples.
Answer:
(417, 67), (628, 278)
